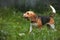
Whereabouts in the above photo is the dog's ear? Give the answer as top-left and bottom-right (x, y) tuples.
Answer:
(30, 13), (37, 21)
(32, 13), (37, 18)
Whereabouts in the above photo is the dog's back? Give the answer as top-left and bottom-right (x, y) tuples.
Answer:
(38, 16), (50, 25)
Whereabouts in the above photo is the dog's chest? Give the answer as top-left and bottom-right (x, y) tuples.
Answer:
(31, 23), (38, 26)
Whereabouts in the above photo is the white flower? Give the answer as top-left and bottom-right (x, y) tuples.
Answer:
(19, 33), (25, 36)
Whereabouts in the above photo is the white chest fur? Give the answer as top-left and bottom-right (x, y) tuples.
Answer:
(31, 23), (38, 27)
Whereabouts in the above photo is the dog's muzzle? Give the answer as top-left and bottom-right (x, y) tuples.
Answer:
(24, 17), (29, 20)
(23, 14), (29, 20)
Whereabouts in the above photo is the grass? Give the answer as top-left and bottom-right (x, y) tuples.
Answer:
(0, 8), (60, 40)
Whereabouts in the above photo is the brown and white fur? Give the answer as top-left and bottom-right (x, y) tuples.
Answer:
(23, 5), (57, 33)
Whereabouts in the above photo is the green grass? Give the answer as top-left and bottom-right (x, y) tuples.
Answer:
(0, 8), (60, 40)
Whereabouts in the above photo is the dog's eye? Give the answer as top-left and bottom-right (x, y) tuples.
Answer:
(27, 13), (29, 15)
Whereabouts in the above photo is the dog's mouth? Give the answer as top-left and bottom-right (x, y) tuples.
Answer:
(24, 17), (29, 20)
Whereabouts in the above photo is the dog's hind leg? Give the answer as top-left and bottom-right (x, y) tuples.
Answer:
(47, 23), (57, 31)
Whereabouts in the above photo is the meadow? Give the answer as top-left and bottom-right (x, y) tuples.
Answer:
(0, 8), (60, 40)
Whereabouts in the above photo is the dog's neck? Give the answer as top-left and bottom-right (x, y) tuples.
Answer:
(30, 16), (38, 23)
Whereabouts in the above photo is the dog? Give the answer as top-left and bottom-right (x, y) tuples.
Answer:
(23, 5), (57, 33)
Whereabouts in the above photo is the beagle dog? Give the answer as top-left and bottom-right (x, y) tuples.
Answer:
(23, 5), (57, 33)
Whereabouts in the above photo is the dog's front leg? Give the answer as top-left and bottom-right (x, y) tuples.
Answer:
(29, 23), (33, 33)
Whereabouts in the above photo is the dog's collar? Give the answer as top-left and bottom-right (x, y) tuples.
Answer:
(31, 21), (37, 23)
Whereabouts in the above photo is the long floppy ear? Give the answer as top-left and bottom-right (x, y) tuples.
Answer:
(32, 13), (36, 17)
(30, 13), (37, 21)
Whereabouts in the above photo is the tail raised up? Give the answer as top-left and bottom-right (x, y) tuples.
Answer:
(50, 5), (56, 17)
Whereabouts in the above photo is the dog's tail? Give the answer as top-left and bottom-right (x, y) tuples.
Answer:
(50, 5), (56, 17)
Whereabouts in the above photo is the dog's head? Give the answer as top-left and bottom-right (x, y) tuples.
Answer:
(23, 11), (37, 21)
